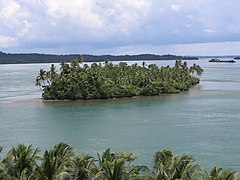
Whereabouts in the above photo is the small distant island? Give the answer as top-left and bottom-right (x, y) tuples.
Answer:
(36, 58), (203, 100)
(209, 58), (236, 63)
(0, 51), (198, 64)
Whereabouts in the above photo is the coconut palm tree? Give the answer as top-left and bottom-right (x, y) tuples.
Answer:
(35, 142), (74, 180)
(35, 150), (60, 180)
(66, 154), (94, 180)
(153, 149), (174, 179)
(35, 69), (47, 91)
(94, 159), (125, 180)
(48, 64), (58, 83)
(93, 149), (140, 180)
(203, 166), (240, 180)
(0, 146), (11, 179)
(0, 146), (2, 158)
(1, 144), (40, 179)
(148, 149), (202, 180)
(190, 64), (203, 77)
(76, 55), (84, 64)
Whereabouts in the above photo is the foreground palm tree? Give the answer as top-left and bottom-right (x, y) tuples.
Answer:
(35, 142), (74, 180)
(92, 149), (140, 180)
(66, 154), (95, 180)
(94, 159), (126, 180)
(0, 146), (2, 157)
(1, 144), (40, 179)
(1, 143), (240, 180)
(0, 146), (11, 179)
(147, 149), (202, 180)
(203, 166), (240, 180)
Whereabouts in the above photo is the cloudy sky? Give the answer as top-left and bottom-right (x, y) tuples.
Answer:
(0, 0), (240, 55)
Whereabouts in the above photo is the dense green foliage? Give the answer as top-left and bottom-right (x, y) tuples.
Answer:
(0, 51), (198, 64)
(0, 143), (239, 179)
(36, 58), (203, 100)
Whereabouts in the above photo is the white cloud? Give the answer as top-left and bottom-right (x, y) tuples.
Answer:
(44, 0), (103, 29)
(1, 0), (240, 55)
(186, 14), (195, 20)
(0, 0), (152, 50)
(17, 20), (33, 40)
(0, 35), (17, 47)
(41, 0), (151, 38)
(203, 29), (217, 33)
(0, 0), (29, 28)
(171, 4), (180, 12)
(113, 0), (151, 34)
(0, 0), (34, 42)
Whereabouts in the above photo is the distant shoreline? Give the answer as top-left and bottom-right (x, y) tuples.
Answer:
(0, 52), (198, 64)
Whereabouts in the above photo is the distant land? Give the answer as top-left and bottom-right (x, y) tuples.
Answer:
(0, 51), (198, 64)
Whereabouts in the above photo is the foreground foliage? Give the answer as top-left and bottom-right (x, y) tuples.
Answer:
(0, 143), (239, 180)
(36, 58), (203, 100)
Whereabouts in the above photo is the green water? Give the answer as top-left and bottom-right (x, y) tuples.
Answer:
(0, 59), (240, 169)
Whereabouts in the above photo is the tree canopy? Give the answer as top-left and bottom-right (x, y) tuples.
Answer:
(0, 51), (198, 64)
(0, 143), (239, 179)
(36, 59), (203, 100)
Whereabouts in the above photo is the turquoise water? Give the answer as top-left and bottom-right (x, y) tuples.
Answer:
(0, 59), (240, 170)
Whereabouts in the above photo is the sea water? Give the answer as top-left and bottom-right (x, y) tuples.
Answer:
(0, 58), (240, 170)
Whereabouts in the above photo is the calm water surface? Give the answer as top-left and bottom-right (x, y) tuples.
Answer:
(0, 58), (240, 170)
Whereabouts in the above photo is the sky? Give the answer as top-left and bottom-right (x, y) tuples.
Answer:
(0, 0), (240, 55)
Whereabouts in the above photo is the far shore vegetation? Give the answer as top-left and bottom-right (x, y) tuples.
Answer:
(0, 51), (198, 64)
(35, 57), (203, 100)
(0, 142), (239, 179)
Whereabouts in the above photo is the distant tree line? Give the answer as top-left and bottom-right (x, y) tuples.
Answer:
(36, 58), (203, 100)
(0, 142), (239, 179)
(0, 51), (198, 64)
